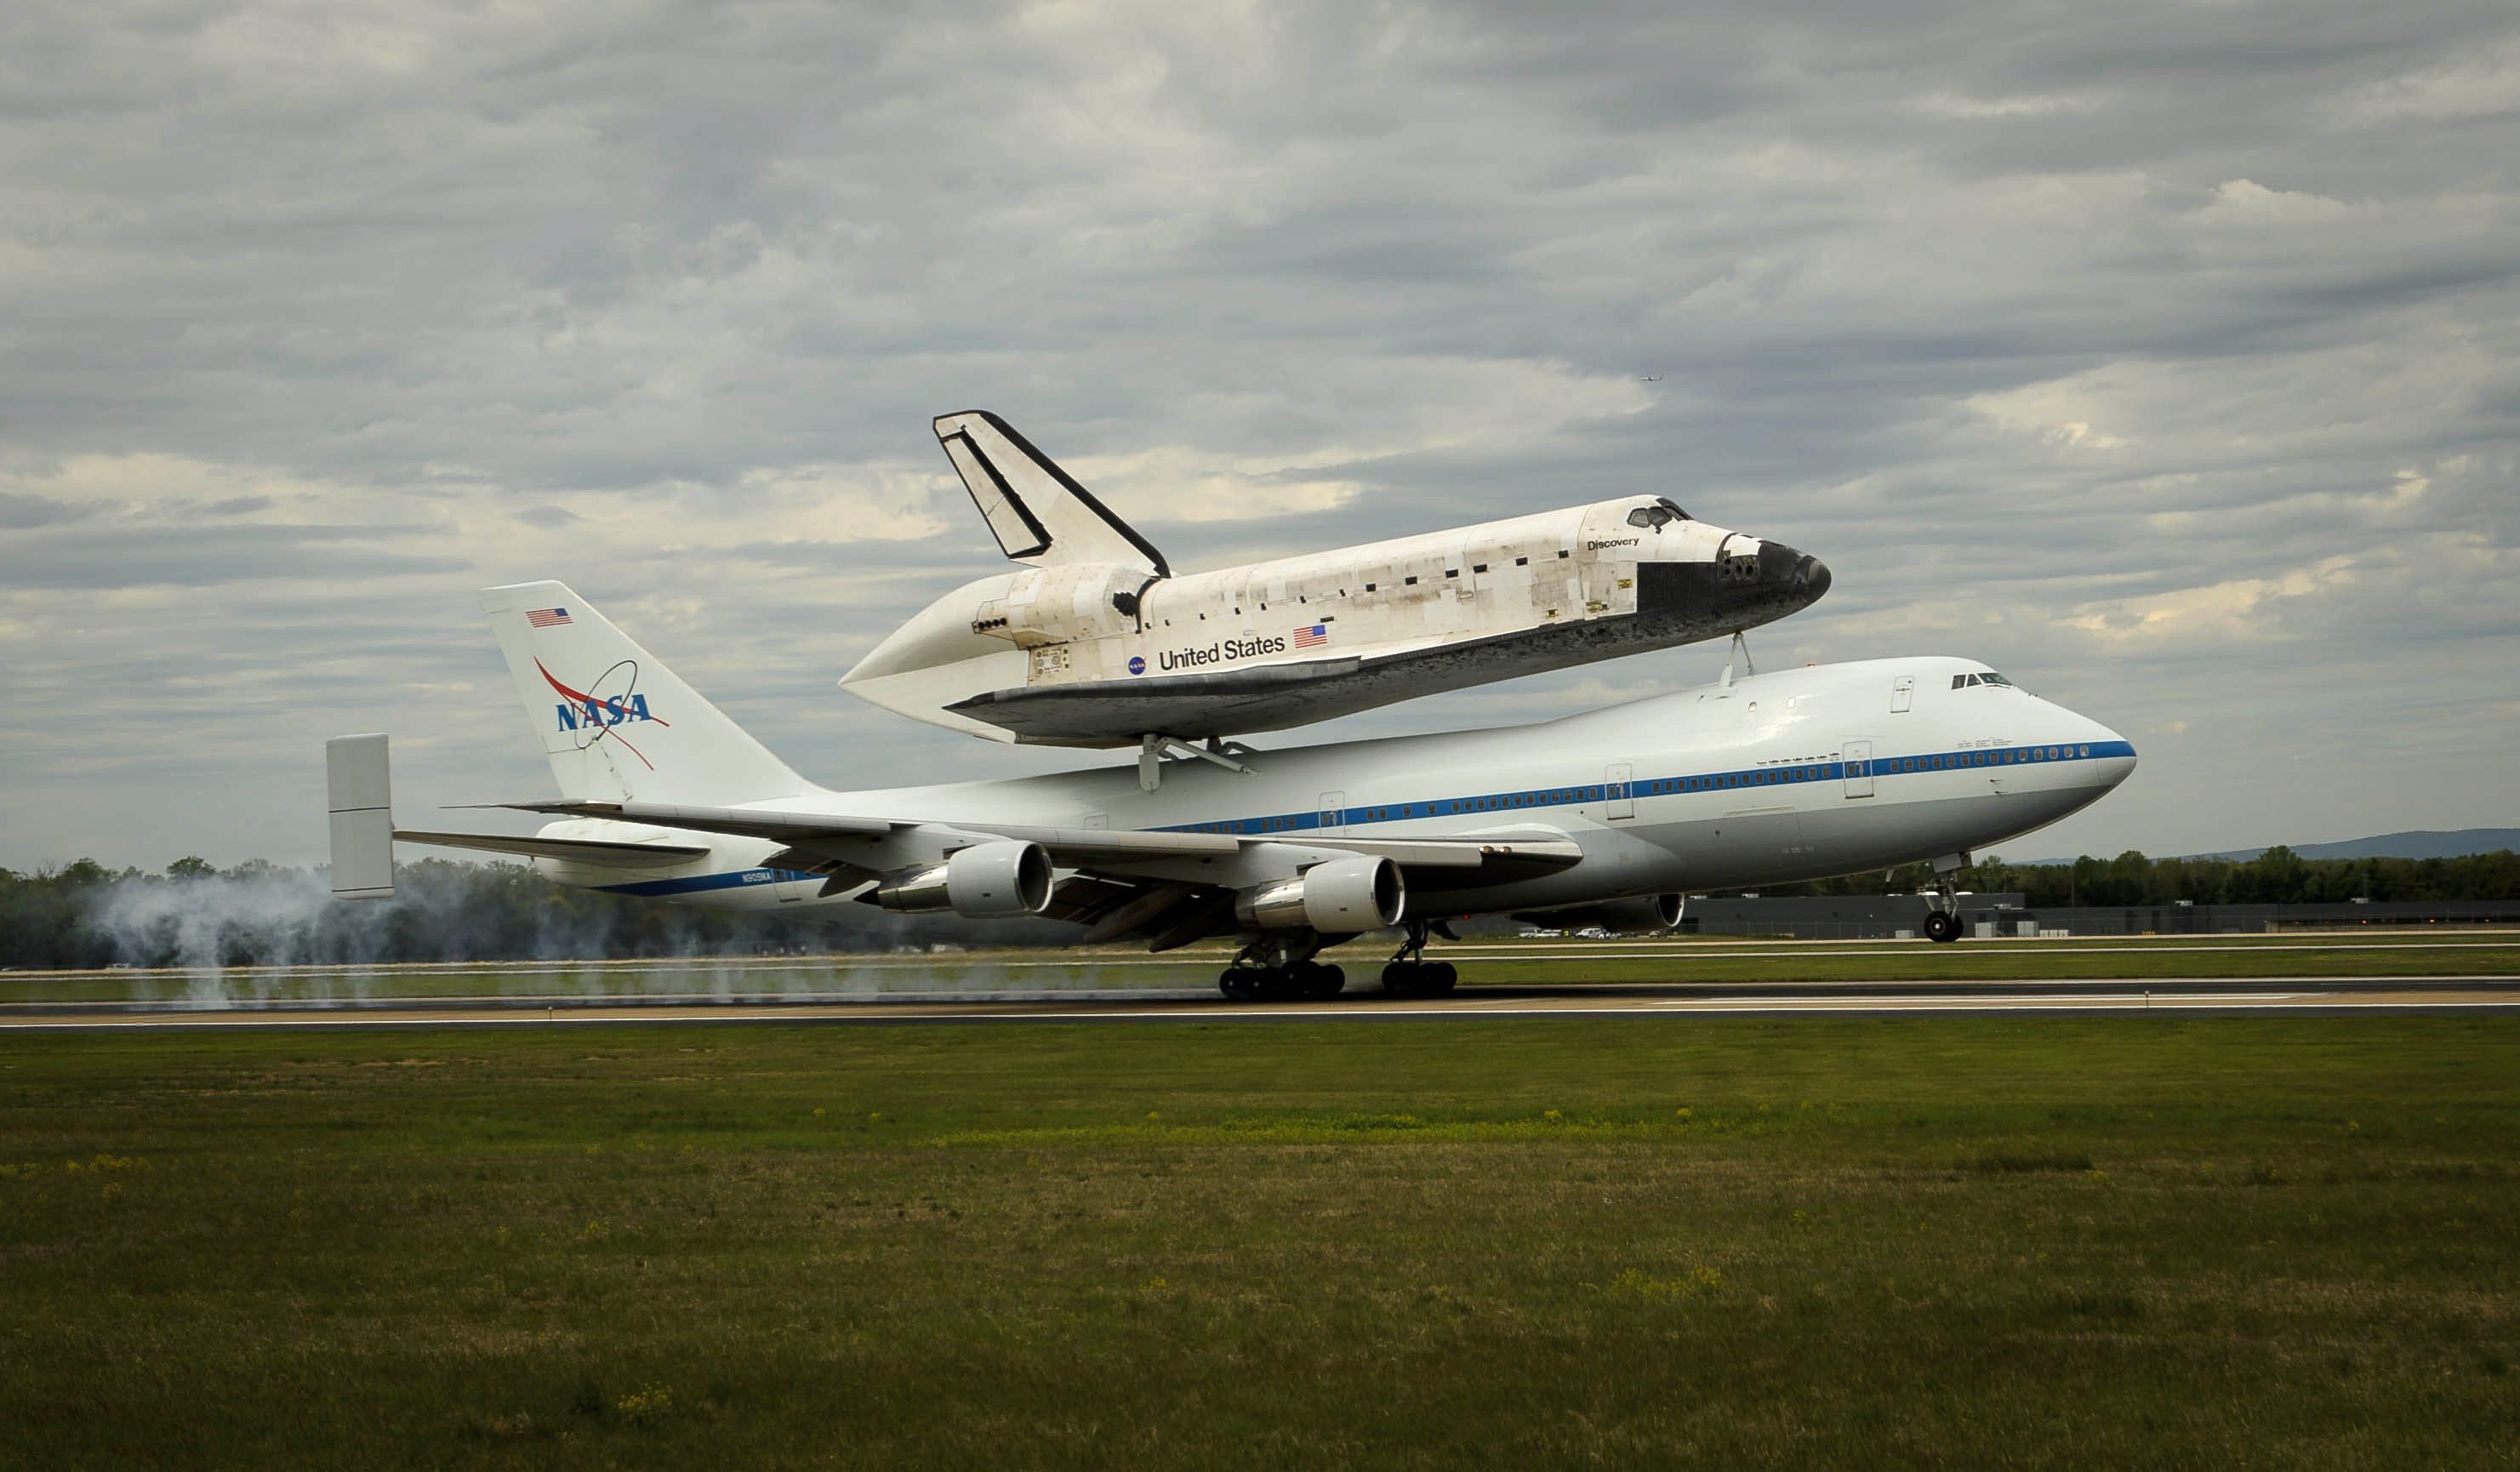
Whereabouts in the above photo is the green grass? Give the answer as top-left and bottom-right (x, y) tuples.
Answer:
(3, 1018), (2517, 1469)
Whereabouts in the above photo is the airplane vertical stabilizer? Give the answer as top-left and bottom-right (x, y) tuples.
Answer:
(477, 581), (810, 806)
(932, 410), (1168, 577)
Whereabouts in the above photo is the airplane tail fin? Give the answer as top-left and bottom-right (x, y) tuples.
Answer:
(477, 581), (810, 806)
(932, 410), (1169, 577)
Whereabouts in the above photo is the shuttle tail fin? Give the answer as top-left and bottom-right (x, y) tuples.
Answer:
(932, 410), (1168, 577)
(477, 581), (810, 806)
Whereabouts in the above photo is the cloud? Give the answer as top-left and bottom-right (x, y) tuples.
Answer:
(2, 0), (2516, 871)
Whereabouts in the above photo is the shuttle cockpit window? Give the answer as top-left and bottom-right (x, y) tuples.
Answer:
(1625, 498), (1690, 533)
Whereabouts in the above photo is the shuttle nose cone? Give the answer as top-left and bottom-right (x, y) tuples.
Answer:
(1759, 541), (1831, 608)
(1799, 552), (1831, 602)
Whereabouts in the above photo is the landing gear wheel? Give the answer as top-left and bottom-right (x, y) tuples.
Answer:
(1298, 962), (1346, 1000)
(1429, 961), (1458, 994)
(1923, 910), (1961, 944)
(1219, 967), (1273, 1000)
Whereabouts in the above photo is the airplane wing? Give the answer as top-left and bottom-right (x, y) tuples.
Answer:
(497, 798), (1577, 873)
(493, 797), (1583, 945)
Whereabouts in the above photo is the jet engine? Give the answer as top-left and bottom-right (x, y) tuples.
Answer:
(1234, 856), (1405, 934)
(871, 840), (1054, 918)
(1514, 893), (1681, 935)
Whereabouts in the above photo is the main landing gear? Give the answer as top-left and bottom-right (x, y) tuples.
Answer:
(1379, 921), (1458, 997)
(1217, 935), (1346, 1001)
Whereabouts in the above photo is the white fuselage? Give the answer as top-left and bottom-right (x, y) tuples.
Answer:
(542, 655), (2135, 923)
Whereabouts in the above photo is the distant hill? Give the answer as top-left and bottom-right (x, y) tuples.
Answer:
(2004, 829), (2520, 868)
(2189, 830), (2520, 863)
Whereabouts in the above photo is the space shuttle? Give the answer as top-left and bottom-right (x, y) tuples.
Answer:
(841, 411), (1831, 756)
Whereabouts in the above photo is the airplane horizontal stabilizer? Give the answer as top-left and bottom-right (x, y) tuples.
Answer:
(391, 830), (710, 869)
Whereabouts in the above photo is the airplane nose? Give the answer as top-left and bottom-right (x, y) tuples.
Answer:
(2063, 717), (2138, 789)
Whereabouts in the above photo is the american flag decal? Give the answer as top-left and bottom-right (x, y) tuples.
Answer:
(526, 608), (572, 628)
(1291, 623), (1328, 649)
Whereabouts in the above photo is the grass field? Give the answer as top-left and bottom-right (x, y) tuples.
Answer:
(8, 933), (2517, 1007)
(3, 1015), (2516, 1469)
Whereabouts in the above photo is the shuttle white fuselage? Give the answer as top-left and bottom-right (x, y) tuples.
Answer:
(842, 413), (1831, 748)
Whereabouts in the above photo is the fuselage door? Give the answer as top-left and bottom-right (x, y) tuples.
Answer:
(1842, 739), (1875, 799)
(1890, 676), (1914, 714)
(1318, 790), (1345, 834)
(1605, 762), (1635, 820)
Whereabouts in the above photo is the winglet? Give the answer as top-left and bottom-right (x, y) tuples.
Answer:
(932, 410), (1168, 576)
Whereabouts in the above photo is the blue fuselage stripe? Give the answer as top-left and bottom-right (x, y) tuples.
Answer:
(597, 867), (819, 898)
(1156, 738), (2136, 836)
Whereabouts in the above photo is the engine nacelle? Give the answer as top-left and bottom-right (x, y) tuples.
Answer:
(871, 840), (1053, 918)
(1234, 855), (1405, 935)
(1514, 893), (1681, 935)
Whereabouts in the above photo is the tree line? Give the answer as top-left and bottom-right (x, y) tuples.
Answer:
(0, 857), (1060, 972)
(1747, 846), (2520, 909)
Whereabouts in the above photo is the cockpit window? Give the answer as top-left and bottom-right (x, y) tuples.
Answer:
(1953, 671), (2015, 689)
(1625, 499), (1690, 533)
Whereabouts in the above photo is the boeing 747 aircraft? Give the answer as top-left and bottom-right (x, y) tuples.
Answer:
(330, 580), (2135, 998)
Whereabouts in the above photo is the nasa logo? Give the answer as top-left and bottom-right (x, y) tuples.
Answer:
(1127, 655), (1146, 676)
(537, 658), (670, 771)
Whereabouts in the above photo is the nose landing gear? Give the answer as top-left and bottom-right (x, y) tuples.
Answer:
(1922, 856), (1969, 943)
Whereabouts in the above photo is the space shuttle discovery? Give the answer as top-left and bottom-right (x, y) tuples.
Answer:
(841, 411), (1831, 750)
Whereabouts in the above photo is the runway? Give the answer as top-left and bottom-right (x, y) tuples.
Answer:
(6, 974), (2516, 1030)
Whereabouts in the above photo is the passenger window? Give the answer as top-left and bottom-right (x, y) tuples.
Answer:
(1514, 556), (1529, 567)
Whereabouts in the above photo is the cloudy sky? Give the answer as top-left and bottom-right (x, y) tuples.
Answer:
(5, 0), (2517, 872)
